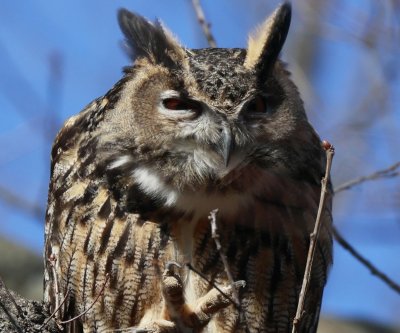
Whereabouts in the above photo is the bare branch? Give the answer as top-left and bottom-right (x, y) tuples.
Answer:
(292, 141), (335, 333)
(191, 0), (217, 47)
(59, 274), (110, 325)
(332, 161), (400, 295)
(332, 226), (400, 294)
(185, 263), (238, 309)
(208, 209), (240, 307)
(335, 161), (400, 193)
(39, 289), (70, 331)
(48, 254), (62, 321)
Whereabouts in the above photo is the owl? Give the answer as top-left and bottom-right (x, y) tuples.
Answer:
(44, 3), (332, 333)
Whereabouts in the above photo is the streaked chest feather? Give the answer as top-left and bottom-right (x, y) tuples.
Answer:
(128, 164), (325, 311)
(46, 152), (330, 333)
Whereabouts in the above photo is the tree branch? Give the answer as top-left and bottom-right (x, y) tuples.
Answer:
(209, 209), (240, 307)
(292, 141), (334, 333)
(332, 160), (400, 294)
(190, 0), (217, 47)
(334, 161), (400, 193)
(59, 274), (109, 325)
(185, 263), (238, 309)
(332, 226), (400, 294)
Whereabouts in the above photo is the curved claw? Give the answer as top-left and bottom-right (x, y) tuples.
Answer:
(164, 261), (182, 273)
(227, 280), (246, 291)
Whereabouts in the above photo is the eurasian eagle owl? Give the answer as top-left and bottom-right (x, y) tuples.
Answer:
(44, 3), (332, 333)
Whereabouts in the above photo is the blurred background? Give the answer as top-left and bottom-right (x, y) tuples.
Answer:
(0, 0), (399, 332)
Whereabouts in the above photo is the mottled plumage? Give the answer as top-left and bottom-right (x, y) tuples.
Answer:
(44, 3), (332, 333)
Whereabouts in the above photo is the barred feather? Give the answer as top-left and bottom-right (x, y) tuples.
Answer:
(44, 4), (332, 333)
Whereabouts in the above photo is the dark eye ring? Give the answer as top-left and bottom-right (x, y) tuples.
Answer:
(163, 98), (201, 113)
(246, 95), (268, 114)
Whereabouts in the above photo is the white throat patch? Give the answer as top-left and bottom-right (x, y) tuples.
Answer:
(132, 165), (252, 218)
(133, 166), (178, 207)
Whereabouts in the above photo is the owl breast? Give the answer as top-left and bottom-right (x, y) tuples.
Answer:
(124, 161), (331, 332)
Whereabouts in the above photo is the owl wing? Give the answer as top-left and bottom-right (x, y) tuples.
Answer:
(44, 97), (109, 323)
(43, 90), (135, 331)
(44, 80), (176, 331)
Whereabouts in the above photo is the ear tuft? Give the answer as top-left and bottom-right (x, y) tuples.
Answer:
(244, 2), (291, 76)
(118, 9), (186, 67)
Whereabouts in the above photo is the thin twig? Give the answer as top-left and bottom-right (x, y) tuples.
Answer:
(209, 209), (240, 307)
(332, 226), (400, 294)
(292, 141), (335, 333)
(334, 161), (400, 193)
(59, 274), (110, 324)
(48, 254), (61, 321)
(0, 276), (24, 318)
(39, 289), (70, 330)
(185, 262), (238, 309)
(332, 161), (400, 295)
(191, 0), (217, 47)
(333, 161), (400, 293)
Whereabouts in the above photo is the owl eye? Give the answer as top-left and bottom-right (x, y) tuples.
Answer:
(162, 98), (200, 113)
(245, 96), (268, 114)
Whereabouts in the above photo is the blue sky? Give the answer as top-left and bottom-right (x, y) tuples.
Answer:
(0, 0), (399, 327)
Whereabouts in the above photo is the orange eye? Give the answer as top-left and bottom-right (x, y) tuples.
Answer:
(163, 98), (199, 112)
(247, 96), (267, 113)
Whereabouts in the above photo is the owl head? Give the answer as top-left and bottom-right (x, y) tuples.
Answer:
(91, 3), (324, 212)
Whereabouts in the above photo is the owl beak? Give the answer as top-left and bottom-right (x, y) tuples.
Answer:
(221, 126), (234, 167)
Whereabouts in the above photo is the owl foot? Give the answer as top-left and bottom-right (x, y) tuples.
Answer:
(162, 261), (186, 313)
(161, 262), (245, 329)
(121, 319), (177, 333)
(187, 280), (246, 327)
(137, 319), (177, 333)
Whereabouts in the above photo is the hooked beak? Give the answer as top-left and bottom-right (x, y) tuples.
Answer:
(220, 126), (234, 167)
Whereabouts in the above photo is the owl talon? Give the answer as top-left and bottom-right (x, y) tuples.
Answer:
(226, 280), (246, 293)
(161, 262), (185, 316)
(186, 279), (246, 327)
(131, 319), (177, 333)
(164, 261), (182, 274)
